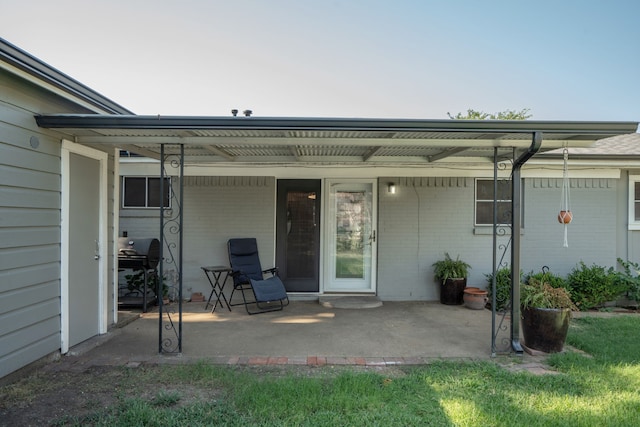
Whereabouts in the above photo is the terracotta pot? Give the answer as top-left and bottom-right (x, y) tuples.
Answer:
(190, 292), (205, 302)
(521, 307), (571, 353)
(558, 210), (573, 224)
(440, 278), (466, 305)
(463, 288), (488, 310)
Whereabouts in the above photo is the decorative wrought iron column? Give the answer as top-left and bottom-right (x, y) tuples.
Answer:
(491, 148), (515, 355)
(158, 143), (184, 354)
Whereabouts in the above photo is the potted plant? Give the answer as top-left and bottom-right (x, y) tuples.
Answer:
(521, 275), (577, 353)
(433, 253), (471, 305)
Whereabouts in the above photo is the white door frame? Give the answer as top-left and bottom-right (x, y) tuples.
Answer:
(60, 140), (108, 353)
(322, 178), (377, 293)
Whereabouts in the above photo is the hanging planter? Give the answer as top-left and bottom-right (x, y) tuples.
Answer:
(557, 210), (573, 224)
(558, 147), (572, 247)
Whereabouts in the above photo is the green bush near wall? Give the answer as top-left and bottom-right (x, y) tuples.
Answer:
(566, 262), (626, 310)
(614, 258), (640, 303)
(485, 267), (522, 311)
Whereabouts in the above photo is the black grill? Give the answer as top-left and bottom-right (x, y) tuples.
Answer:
(118, 237), (160, 270)
(118, 237), (161, 312)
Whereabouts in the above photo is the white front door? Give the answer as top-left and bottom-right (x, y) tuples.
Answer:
(324, 179), (377, 292)
(61, 141), (108, 352)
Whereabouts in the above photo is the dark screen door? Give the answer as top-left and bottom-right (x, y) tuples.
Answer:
(276, 180), (321, 292)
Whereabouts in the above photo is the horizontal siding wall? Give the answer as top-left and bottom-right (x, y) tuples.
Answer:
(119, 176), (276, 298)
(0, 68), (111, 378)
(0, 102), (62, 378)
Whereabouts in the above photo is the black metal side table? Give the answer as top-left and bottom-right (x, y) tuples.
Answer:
(201, 266), (232, 312)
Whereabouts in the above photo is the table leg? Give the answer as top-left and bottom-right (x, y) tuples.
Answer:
(203, 270), (220, 311)
(217, 271), (231, 311)
(202, 268), (232, 313)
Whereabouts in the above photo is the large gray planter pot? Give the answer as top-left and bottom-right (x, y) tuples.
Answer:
(521, 307), (571, 353)
(440, 278), (467, 305)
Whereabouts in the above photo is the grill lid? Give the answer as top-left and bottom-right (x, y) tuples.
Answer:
(118, 237), (160, 269)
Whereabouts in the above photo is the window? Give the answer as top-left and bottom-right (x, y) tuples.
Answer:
(122, 177), (171, 208)
(628, 176), (640, 230)
(475, 179), (513, 226)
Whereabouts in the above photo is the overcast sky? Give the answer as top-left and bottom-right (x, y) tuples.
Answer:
(2, 0), (639, 124)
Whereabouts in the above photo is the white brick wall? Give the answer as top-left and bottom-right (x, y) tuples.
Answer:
(120, 176), (621, 302)
(377, 177), (619, 301)
(120, 176), (276, 297)
(521, 178), (617, 276)
(378, 177), (491, 301)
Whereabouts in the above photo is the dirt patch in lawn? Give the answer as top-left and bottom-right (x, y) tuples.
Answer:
(1, 366), (120, 426)
(0, 361), (409, 426)
(0, 363), (222, 426)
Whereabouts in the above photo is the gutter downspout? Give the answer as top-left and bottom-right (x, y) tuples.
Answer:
(511, 131), (542, 354)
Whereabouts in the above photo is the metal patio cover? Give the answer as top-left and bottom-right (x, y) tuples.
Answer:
(34, 114), (638, 355)
(34, 115), (638, 164)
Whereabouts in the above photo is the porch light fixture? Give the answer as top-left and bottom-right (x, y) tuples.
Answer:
(388, 183), (396, 194)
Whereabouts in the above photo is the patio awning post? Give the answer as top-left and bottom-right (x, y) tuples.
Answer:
(157, 143), (184, 354)
(177, 144), (184, 353)
(491, 147), (498, 356)
(510, 131), (542, 354)
(158, 144), (165, 353)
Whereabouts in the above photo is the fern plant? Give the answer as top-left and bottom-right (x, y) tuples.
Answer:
(433, 253), (471, 285)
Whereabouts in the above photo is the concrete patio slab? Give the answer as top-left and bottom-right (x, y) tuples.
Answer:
(71, 301), (500, 367)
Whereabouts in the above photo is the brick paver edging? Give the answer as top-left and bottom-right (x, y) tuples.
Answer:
(216, 356), (429, 366)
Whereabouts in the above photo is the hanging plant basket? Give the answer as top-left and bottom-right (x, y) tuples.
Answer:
(557, 210), (573, 224)
(558, 147), (572, 247)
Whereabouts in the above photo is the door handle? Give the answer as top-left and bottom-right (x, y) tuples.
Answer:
(94, 239), (100, 261)
(368, 230), (376, 244)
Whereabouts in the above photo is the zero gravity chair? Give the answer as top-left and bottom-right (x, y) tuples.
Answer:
(227, 238), (289, 314)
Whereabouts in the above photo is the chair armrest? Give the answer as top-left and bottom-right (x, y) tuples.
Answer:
(262, 267), (279, 276)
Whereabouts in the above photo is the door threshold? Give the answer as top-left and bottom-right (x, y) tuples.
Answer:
(319, 295), (382, 309)
(322, 292), (376, 295)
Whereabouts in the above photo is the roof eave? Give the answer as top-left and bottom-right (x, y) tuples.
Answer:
(34, 114), (639, 136)
(0, 38), (133, 115)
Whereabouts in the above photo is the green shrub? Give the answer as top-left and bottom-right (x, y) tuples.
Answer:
(566, 262), (626, 310)
(485, 267), (522, 311)
(614, 258), (640, 302)
(525, 268), (569, 291)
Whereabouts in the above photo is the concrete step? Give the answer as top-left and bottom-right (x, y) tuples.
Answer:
(319, 295), (383, 309)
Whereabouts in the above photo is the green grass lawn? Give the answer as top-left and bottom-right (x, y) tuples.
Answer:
(2, 316), (639, 426)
